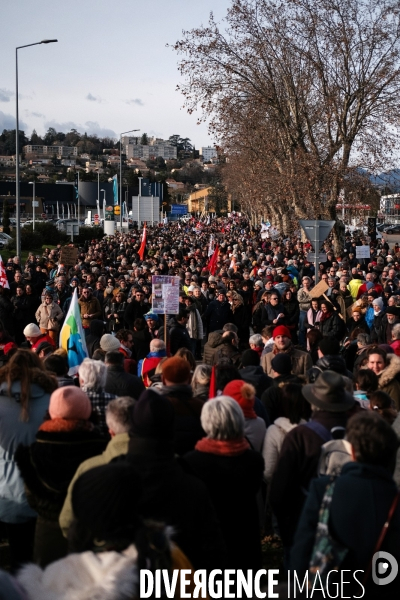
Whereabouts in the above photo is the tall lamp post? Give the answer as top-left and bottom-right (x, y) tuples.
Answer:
(16, 39), (58, 259)
(120, 129), (139, 231)
(100, 188), (106, 221)
(28, 180), (36, 230)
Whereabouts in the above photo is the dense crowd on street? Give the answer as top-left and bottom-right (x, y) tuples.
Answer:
(0, 215), (399, 598)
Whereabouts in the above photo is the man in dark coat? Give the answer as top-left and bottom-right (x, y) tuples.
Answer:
(269, 371), (355, 549)
(290, 412), (400, 598)
(104, 351), (145, 399)
(169, 310), (192, 355)
(161, 356), (204, 455)
(123, 290), (147, 329)
(203, 289), (233, 333)
(307, 337), (353, 383)
(125, 388), (226, 571)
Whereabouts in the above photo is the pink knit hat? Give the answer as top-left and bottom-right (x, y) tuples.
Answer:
(49, 386), (92, 420)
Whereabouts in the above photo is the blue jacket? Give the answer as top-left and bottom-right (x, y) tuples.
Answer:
(0, 381), (51, 523)
(137, 349), (167, 377)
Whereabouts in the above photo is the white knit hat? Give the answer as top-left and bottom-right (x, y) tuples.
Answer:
(23, 323), (41, 337)
(100, 334), (121, 352)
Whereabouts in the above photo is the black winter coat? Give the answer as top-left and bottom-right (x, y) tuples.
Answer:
(15, 423), (107, 567)
(124, 437), (227, 571)
(169, 320), (192, 355)
(183, 448), (264, 570)
(203, 299), (233, 333)
(307, 354), (353, 383)
(291, 462), (400, 598)
(319, 311), (345, 340)
(161, 384), (205, 456)
(104, 364), (145, 399)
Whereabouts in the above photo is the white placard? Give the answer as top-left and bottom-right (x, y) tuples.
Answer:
(356, 246), (370, 259)
(152, 275), (180, 315)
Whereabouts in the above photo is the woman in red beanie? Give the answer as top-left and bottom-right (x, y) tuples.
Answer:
(223, 380), (266, 452)
(183, 396), (264, 570)
(15, 386), (107, 568)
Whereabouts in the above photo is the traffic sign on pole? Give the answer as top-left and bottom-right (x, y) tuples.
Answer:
(299, 220), (335, 284)
(94, 214), (99, 220)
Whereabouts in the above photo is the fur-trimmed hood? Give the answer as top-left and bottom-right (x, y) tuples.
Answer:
(378, 353), (400, 388)
(17, 545), (139, 600)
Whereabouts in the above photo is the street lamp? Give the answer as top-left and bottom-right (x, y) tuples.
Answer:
(100, 188), (106, 220)
(28, 180), (36, 230)
(120, 129), (139, 231)
(15, 39), (58, 259)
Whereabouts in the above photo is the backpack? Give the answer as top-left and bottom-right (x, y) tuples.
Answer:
(305, 422), (352, 477)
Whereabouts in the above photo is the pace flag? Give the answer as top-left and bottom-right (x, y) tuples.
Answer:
(59, 289), (88, 376)
(0, 256), (9, 289)
(206, 244), (219, 275)
(113, 174), (118, 206)
(138, 224), (147, 260)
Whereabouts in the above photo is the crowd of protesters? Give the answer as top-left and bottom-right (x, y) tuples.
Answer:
(0, 215), (399, 598)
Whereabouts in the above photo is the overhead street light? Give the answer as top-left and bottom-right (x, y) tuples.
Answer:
(15, 39), (58, 259)
(120, 129), (140, 230)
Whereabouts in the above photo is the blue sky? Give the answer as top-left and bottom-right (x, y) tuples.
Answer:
(1, 0), (231, 147)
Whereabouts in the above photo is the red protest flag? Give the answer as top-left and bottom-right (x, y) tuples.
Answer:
(206, 244), (219, 275)
(138, 225), (147, 261)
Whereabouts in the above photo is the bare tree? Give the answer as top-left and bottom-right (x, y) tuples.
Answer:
(173, 0), (400, 246)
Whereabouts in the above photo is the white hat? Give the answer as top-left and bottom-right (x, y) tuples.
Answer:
(208, 275), (217, 282)
(188, 285), (196, 292)
(255, 280), (264, 288)
(23, 323), (41, 337)
(100, 334), (121, 352)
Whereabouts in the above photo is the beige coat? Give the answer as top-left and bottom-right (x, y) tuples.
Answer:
(261, 345), (313, 378)
(35, 301), (64, 331)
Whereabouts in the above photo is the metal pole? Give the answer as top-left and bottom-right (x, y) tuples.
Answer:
(97, 170), (100, 211)
(314, 229), (320, 285)
(77, 171), (80, 223)
(120, 134), (122, 231)
(15, 48), (20, 260)
(15, 39), (58, 261)
(120, 129), (140, 232)
(33, 180), (35, 230)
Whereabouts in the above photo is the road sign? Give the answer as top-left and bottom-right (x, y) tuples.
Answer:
(32, 201), (39, 207)
(307, 253), (327, 261)
(299, 220), (335, 245)
(170, 204), (188, 215)
(94, 213), (99, 220)
(114, 205), (121, 215)
(299, 220), (335, 284)
(41, 213), (46, 218)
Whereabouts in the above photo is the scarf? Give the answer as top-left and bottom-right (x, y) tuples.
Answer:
(195, 437), (250, 456)
(319, 310), (333, 323)
(39, 418), (94, 433)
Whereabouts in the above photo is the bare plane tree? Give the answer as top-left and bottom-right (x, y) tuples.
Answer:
(172, 0), (400, 247)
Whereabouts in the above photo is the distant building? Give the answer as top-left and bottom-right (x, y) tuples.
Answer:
(165, 179), (185, 191)
(200, 146), (217, 162)
(23, 145), (78, 157)
(122, 136), (177, 161)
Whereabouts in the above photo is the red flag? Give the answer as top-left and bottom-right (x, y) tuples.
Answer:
(138, 225), (147, 261)
(0, 255), (9, 289)
(209, 365), (216, 399)
(206, 244), (219, 275)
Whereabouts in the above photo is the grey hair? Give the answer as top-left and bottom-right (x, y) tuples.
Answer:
(149, 339), (166, 353)
(200, 396), (244, 440)
(105, 396), (136, 434)
(392, 323), (400, 341)
(357, 333), (370, 347)
(191, 364), (211, 394)
(249, 333), (263, 347)
(79, 358), (107, 391)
